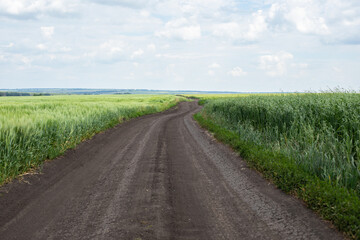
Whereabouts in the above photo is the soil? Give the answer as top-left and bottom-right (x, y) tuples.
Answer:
(0, 101), (344, 239)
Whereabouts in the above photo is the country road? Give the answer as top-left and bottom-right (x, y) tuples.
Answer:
(0, 101), (343, 240)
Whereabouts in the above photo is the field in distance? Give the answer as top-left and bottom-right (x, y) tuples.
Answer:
(0, 94), (185, 185)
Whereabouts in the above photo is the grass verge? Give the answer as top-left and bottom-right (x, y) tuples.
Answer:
(194, 112), (360, 239)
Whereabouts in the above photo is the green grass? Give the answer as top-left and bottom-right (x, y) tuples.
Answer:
(0, 94), (184, 184)
(195, 93), (360, 238)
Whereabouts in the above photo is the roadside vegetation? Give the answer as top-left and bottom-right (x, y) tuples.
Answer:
(0, 94), (184, 185)
(194, 93), (360, 238)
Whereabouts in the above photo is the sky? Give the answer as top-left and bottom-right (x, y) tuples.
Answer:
(0, 0), (360, 92)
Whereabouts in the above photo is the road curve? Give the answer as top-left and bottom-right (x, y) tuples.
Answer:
(0, 101), (343, 240)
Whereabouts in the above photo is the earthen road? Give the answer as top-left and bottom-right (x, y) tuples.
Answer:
(0, 101), (344, 240)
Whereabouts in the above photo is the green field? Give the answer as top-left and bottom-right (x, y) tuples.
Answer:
(185, 93), (251, 99)
(0, 95), (184, 184)
(185, 93), (287, 101)
(195, 93), (360, 238)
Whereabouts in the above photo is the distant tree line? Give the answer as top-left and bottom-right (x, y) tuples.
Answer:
(0, 92), (51, 97)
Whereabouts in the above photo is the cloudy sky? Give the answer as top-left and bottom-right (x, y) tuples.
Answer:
(0, 0), (360, 92)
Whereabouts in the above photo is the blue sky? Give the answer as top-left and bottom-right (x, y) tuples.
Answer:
(0, 0), (360, 92)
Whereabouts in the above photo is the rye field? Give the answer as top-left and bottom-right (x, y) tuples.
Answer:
(195, 93), (360, 237)
(0, 94), (183, 184)
(201, 93), (360, 192)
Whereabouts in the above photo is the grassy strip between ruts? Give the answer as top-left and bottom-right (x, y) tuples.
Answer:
(194, 112), (360, 239)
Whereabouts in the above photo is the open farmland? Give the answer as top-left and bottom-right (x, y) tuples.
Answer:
(0, 100), (343, 239)
(0, 94), (184, 184)
(195, 93), (360, 237)
(185, 93), (287, 101)
(186, 93), (251, 99)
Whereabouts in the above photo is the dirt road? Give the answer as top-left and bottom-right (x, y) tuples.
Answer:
(0, 101), (343, 240)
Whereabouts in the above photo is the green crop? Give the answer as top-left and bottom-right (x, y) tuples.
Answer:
(201, 93), (360, 193)
(0, 94), (183, 184)
(196, 92), (360, 238)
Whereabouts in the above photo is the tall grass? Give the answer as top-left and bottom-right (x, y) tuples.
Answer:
(0, 95), (183, 184)
(202, 93), (360, 194)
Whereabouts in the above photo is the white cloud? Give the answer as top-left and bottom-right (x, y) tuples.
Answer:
(41, 26), (54, 39)
(0, 53), (37, 67)
(84, 40), (126, 63)
(333, 66), (342, 73)
(267, 1), (330, 35)
(296, 63), (308, 69)
(285, 7), (329, 35)
(259, 51), (293, 76)
(140, 10), (150, 17)
(131, 48), (144, 58)
(155, 53), (211, 60)
(209, 63), (220, 68)
(343, 18), (360, 27)
(100, 40), (123, 54)
(89, 0), (148, 9)
(153, 0), (233, 19)
(212, 10), (267, 42)
(247, 10), (268, 40)
(21, 56), (32, 65)
(267, 0), (360, 43)
(37, 43), (47, 50)
(36, 43), (71, 53)
(208, 62), (220, 76)
(0, 0), (76, 18)
(147, 43), (156, 51)
(48, 54), (56, 61)
(60, 47), (71, 52)
(213, 22), (241, 39)
(155, 18), (201, 41)
(228, 67), (247, 77)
